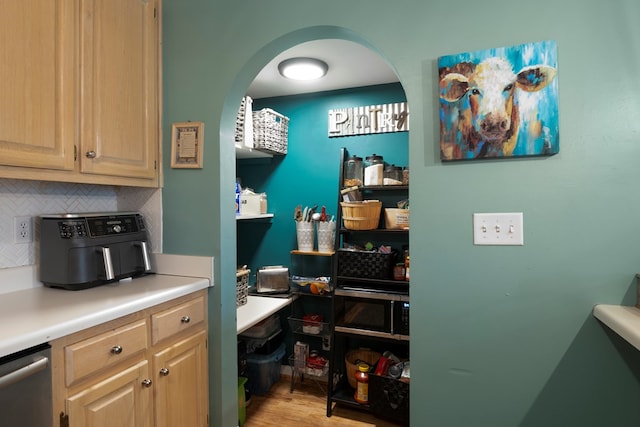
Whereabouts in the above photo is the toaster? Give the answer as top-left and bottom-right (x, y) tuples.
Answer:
(256, 266), (290, 294)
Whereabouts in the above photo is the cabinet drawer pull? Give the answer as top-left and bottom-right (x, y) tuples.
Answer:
(181, 316), (190, 324)
(141, 378), (153, 388)
(159, 368), (170, 376)
(85, 150), (97, 158)
(111, 345), (123, 355)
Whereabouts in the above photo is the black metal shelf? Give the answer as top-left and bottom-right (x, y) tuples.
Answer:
(340, 184), (408, 192)
(330, 382), (370, 411)
(327, 147), (410, 422)
(336, 275), (409, 287)
(338, 227), (408, 234)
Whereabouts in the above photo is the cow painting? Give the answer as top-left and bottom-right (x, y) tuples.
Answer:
(438, 40), (559, 160)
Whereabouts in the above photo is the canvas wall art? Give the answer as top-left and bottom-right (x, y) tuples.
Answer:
(438, 40), (559, 161)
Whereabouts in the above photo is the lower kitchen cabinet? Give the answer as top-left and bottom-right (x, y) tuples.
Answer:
(66, 360), (153, 427)
(153, 330), (208, 427)
(52, 290), (208, 427)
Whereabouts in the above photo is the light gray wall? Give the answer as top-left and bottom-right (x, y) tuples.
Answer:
(161, 1), (640, 425)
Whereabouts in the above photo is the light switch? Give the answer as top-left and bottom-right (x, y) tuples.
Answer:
(473, 212), (524, 245)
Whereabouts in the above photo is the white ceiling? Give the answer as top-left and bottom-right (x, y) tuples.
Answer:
(246, 39), (400, 99)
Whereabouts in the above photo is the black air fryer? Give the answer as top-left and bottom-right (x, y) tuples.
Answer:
(39, 212), (153, 290)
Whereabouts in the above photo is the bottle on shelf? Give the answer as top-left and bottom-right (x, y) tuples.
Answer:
(354, 363), (370, 404)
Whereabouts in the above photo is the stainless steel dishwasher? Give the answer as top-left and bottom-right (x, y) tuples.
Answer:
(0, 343), (52, 427)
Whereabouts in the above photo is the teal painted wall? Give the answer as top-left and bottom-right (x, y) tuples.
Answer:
(238, 83), (408, 277)
(161, 1), (640, 425)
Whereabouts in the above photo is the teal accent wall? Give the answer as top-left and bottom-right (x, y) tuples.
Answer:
(238, 83), (408, 277)
(162, 1), (640, 425)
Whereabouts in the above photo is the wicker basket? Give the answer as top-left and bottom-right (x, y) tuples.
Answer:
(253, 108), (289, 155)
(344, 348), (381, 388)
(340, 200), (382, 230)
(236, 268), (250, 307)
(345, 349), (381, 388)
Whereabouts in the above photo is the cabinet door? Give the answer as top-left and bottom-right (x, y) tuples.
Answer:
(0, 0), (75, 171)
(153, 330), (208, 427)
(67, 360), (153, 427)
(78, 0), (159, 180)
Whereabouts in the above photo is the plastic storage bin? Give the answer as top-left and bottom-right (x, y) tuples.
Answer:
(246, 342), (286, 395)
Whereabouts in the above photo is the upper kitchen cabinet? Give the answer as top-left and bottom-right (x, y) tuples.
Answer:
(78, 0), (159, 182)
(0, 0), (161, 188)
(0, 1), (75, 172)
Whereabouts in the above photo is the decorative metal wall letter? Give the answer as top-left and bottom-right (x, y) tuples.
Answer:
(328, 102), (409, 137)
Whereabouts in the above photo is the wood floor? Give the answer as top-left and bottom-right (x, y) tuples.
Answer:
(243, 374), (403, 427)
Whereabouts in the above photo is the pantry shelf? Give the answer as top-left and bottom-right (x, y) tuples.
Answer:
(236, 213), (274, 221)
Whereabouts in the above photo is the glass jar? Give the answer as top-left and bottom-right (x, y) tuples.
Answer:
(343, 155), (363, 187)
(383, 164), (403, 185)
(364, 154), (384, 186)
(354, 363), (369, 404)
(402, 167), (410, 185)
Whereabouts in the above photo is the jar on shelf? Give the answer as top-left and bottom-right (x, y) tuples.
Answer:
(343, 155), (363, 187)
(364, 154), (384, 186)
(383, 164), (403, 185)
(402, 166), (410, 185)
(354, 363), (369, 404)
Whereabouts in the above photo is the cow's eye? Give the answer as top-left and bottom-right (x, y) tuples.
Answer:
(504, 84), (513, 92)
(471, 88), (480, 96)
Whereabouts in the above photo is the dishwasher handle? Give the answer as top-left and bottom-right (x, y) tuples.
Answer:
(0, 356), (49, 390)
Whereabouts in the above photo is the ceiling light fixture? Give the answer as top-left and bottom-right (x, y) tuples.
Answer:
(278, 57), (328, 81)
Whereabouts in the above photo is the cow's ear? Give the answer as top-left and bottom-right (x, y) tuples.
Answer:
(440, 73), (469, 102)
(516, 65), (557, 92)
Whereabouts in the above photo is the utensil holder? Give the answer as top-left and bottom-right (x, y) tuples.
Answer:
(295, 221), (314, 252)
(316, 221), (335, 253)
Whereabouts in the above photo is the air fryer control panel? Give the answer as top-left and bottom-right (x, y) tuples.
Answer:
(55, 214), (146, 239)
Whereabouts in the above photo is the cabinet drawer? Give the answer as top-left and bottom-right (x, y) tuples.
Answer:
(151, 296), (206, 345)
(65, 320), (148, 386)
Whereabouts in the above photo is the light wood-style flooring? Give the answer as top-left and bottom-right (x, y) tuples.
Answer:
(243, 374), (403, 427)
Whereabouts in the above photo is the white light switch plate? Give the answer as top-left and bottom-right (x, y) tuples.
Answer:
(473, 212), (524, 245)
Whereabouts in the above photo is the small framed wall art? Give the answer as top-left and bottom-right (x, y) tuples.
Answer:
(438, 40), (559, 161)
(171, 121), (204, 168)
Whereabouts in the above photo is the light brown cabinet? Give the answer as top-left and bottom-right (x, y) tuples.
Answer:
(66, 361), (153, 427)
(52, 290), (208, 427)
(0, 0), (160, 188)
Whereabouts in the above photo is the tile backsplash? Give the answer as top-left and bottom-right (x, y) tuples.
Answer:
(0, 179), (162, 269)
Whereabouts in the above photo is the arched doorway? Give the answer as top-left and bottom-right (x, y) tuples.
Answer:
(218, 25), (409, 426)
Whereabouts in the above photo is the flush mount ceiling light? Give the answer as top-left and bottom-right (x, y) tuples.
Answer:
(278, 57), (328, 81)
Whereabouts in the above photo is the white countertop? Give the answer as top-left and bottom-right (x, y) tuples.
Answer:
(593, 304), (640, 351)
(0, 274), (209, 358)
(237, 295), (294, 334)
(0, 254), (213, 358)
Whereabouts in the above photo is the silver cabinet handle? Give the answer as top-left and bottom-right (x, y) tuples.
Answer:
(0, 356), (48, 390)
(86, 150), (96, 158)
(111, 345), (123, 355)
(159, 368), (170, 376)
(141, 379), (153, 388)
(181, 316), (190, 324)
